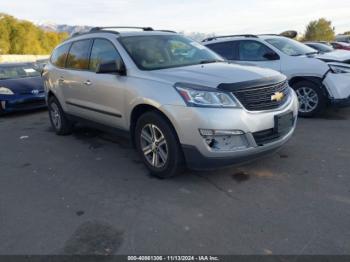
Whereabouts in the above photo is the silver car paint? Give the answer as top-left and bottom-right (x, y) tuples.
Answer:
(44, 31), (298, 161)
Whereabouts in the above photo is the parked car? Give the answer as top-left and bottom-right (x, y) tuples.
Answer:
(330, 42), (350, 51)
(304, 42), (334, 53)
(304, 42), (350, 61)
(203, 34), (350, 117)
(0, 63), (46, 114)
(335, 35), (350, 43)
(33, 58), (49, 73)
(43, 27), (298, 178)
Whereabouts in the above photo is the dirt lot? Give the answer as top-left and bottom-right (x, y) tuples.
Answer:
(0, 108), (349, 255)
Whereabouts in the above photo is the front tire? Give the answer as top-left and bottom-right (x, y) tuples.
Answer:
(135, 111), (184, 178)
(292, 80), (327, 117)
(48, 96), (73, 135)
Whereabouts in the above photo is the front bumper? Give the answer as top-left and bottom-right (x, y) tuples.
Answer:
(323, 72), (350, 103)
(0, 93), (46, 113)
(161, 91), (298, 169)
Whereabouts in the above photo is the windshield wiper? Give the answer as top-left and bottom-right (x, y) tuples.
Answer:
(199, 59), (224, 64)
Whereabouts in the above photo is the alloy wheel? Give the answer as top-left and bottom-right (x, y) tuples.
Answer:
(296, 87), (319, 113)
(50, 102), (61, 130)
(140, 124), (168, 168)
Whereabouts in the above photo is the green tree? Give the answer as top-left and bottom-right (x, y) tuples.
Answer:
(0, 13), (68, 54)
(304, 18), (335, 41)
(344, 31), (350, 35)
(0, 13), (12, 54)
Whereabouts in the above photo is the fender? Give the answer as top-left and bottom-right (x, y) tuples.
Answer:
(288, 75), (330, 97)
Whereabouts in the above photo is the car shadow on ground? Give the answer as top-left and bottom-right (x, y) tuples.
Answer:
(67, 123), (280, 183)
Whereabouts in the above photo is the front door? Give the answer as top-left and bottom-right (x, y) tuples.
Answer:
(234, 40), (281, 72)
(77, 38), (126, 128)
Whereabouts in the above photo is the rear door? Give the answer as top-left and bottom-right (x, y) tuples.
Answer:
(46, 42), (71, 103)
(63, 39), (93, 117)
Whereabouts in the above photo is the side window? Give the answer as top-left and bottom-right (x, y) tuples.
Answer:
(238, 41), (275, 61)
(89, 39), (122, 72)
(206, 41), (237, 60)
(50, 43), (71, 68)
(332, 43), (339, 48)
(66, 39), (92, 70)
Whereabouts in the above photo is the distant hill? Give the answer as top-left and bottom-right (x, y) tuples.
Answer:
(39, 23), (92, 35)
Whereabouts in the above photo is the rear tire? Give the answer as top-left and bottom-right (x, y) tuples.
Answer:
(48, 96), (73, 135)
(292, 80), (327, 117)
(135, 111), (184, 178)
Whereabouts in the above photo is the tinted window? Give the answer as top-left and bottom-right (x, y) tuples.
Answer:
(238, 41), (274, 61)
(330, 43), (338, 48)
(89, 39), (121, 72)
(306, 43), (333, 53)
(265, 37), (316, 56)
(51, 43), (70, 68)
(66, 40), (92, 70)
(206, 41), (237, 60)
(119, 35), (223, 70)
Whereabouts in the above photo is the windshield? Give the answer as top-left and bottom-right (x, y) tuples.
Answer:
(0, 65), (41, 80)
(307, 43), (334, 53)
(265, 37), (317, 56)
(118, 35), (224, 70)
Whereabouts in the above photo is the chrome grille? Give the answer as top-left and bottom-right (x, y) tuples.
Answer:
(232, 81), (290, 111)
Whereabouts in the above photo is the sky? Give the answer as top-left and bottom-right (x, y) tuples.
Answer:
(1, 0), (350, 35)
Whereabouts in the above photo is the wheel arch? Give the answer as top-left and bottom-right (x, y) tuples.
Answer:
(47, 90), (55, 100)
(129, 103), (181, 148)
(289, 76), (330, 98)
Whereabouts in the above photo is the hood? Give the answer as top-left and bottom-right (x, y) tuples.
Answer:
(316, 50), (350, 63)
(146, 62), (283, 88)
(0, 76), (43, 94)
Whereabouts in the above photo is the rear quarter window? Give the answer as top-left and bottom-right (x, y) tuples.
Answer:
(50, 43), (71, 68)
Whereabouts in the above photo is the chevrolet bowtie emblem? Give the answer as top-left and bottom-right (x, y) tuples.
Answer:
(271, 91), (284, 102)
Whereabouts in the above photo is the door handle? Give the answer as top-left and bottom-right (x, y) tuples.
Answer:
(84, 80), (92, 86)
(58, 77), (65, 83)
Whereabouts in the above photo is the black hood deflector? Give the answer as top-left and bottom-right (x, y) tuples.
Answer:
(217, 75), (287, 92)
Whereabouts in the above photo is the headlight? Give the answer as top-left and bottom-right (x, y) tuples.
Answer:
(0, 87), (14, 95)
(175, 84), (240, 108)
(329, 64), (350, 74)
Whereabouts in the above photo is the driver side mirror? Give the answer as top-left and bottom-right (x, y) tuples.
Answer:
(96, 60), (126, 75)
(263, 52), (280, 61)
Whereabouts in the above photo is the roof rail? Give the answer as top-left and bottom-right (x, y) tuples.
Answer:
(89, 26), (154, 32)
(157, 30), (177, 33)
(67, 29), (120, 40)
(66, 27), (174, 41)
(202, 34), (258, 42)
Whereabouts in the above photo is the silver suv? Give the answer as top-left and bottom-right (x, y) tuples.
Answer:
(43, 27), (299, 178)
